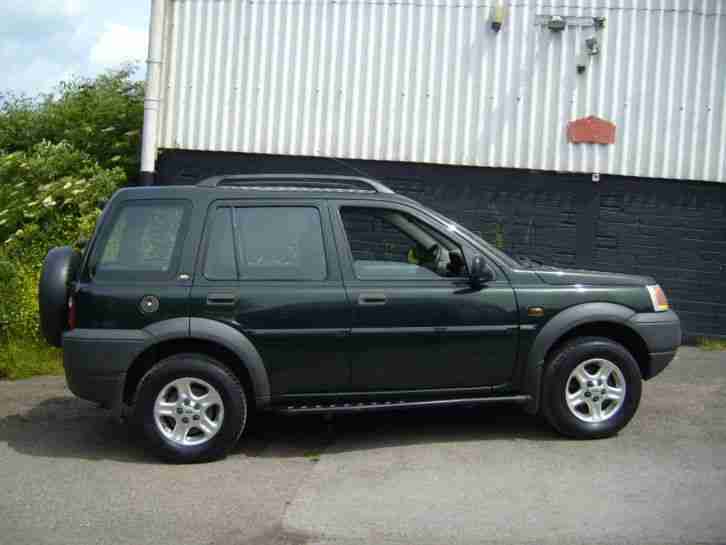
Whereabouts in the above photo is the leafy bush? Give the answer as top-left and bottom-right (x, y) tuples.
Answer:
(0, 141), (125, 264)
(697, 337), (726, 351)
(0, 67), (141, 378)
(0, 336), (62, 380)
(0, 66), (144, 180)
(0, 142), (124, 342)
(0, 255), (40, 341)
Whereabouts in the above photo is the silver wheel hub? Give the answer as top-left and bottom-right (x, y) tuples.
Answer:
(565, 358), (626, 423)
(154, 377), (225, 446)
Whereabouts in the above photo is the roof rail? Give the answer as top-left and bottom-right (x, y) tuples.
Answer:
(196, 173), (395, 194)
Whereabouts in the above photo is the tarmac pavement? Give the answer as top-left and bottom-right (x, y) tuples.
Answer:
(0, 346), (724, 545)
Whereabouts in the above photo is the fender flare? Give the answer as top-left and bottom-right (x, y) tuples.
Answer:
(135, 318), (271, 408)
(520, 302), (637, 414)
(188, 318), (271, 407)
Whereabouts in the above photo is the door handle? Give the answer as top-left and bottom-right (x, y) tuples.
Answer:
(358, 292), (387, 306)
(206, 293), (237, 307)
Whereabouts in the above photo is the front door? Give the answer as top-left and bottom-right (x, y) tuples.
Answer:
(190, 201), (350, 396)
(331, 202), (518, 391)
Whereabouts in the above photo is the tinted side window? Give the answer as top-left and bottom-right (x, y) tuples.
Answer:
(236, 207), (326, 280)
(342, 208), (414, 263)
(204, 208), (237, 280)
(340, 207), (467, 280)
(93, 200), (190, 281)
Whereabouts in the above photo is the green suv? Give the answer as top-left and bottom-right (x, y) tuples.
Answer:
(38, 175), (681, 463)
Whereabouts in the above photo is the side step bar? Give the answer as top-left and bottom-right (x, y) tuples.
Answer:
(272, 395), (532, 415)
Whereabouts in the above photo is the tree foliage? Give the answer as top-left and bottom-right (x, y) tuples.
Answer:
(0, 65), (144, 180)
(0, 67), (142, 349)
(0, 141), (125, 264)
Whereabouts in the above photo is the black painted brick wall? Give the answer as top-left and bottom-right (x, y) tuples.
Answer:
(158, 150), (726, 338)
(341, 209), (413, 263)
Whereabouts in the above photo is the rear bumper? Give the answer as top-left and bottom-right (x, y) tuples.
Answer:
(629, 310), (682, 380)
(64, 367), (125, 407)
(62, 329), (147, 407)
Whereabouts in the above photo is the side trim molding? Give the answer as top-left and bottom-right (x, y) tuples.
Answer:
(250, 328), (348, 338)
(351, 325), (517, 336)
(273, 395), (532, 415)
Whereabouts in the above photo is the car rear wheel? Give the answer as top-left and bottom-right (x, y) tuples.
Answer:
(541, 336), (642, 439)
(133, 354), (247, 463)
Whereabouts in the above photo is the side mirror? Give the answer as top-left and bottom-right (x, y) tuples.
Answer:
(470, 256), (494, 286)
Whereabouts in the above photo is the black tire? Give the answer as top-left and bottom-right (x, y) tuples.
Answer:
(38, 246), (81, 347)
(133, 354), (247, 463)
(541, 336), (642, 439)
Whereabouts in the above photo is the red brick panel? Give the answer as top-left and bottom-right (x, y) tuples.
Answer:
(567, 116), (616, 144)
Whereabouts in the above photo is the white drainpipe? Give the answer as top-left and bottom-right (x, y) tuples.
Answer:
(140, 0), (166, 186)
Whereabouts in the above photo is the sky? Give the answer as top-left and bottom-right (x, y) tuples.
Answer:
(1, 1), (151, 97)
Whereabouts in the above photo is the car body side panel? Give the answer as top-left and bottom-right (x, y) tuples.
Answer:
(189, 198), (351, 397)
(510, 281), (654, 381)
(328, 199), (520, 390)
(344, 279), (519, 389)
(515, 301), (649, 413)
(60, 184), (682, 415)
(189, 317), (272, 406)
(62, 317), (273, 408)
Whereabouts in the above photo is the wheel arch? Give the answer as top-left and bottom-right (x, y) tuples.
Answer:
(520, 303), (649, 414)
(123, 318), (271, 409)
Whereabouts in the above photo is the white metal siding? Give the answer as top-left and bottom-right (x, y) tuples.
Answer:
(157, 0), (726, 182)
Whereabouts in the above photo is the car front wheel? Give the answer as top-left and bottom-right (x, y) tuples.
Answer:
(133, 354), (247, 463)
(542, 336), (642, 439)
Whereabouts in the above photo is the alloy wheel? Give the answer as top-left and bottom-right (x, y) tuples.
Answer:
(153, 377), (225, 446)
(565, 358), (626, 423)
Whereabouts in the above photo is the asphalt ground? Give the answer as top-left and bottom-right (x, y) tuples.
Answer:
(0, 346), (724, 545)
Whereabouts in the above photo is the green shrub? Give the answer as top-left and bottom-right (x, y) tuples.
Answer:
(0, 67), (140, 379)
(0, 255), (41, 342)
(697, 337), (726, 351)
(0, 141), (124, 348)
(0, 141), (125, 264)
(0, 337), (63, 380)
(0, 66), (144, 180)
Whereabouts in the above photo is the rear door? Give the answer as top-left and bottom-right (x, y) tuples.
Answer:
(331, 201), (519, 391)
(190, 200), (351, 396)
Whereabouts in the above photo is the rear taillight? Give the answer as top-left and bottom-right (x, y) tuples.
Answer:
(68, 296), (76, 330)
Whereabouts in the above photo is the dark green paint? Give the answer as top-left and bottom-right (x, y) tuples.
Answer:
(65, 183), (680, 409)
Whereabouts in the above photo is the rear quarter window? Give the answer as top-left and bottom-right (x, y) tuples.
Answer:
(90, 200), (191, 282)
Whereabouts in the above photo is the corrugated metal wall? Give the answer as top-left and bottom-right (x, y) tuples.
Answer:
(157, 0), (726, 183)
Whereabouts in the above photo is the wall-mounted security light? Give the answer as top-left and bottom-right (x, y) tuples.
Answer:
(491, 5), (507, 33)
(577, 37), (600, 73)
(585, 37), (600, 55)
(547, 15), (567, 32)
(576, 52), (588, 74)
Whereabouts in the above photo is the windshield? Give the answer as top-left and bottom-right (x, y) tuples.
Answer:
(420, 208), (521, 269)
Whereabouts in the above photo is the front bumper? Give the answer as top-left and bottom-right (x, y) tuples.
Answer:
(629, 310), (682, 380)
(62, 329), (148, 407)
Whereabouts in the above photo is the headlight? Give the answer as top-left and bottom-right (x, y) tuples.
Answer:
(646, 285), (669, 312)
